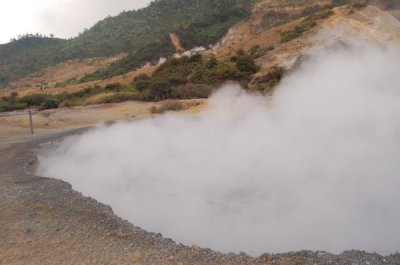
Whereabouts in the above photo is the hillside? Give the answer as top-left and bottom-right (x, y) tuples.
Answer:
(3, 1), (400, 264)
(1, 0), (400, 113)
(0, 36), (66, 87)
(0, 0), (256, 88)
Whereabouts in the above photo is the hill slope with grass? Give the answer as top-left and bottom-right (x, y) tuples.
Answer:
(0, 0), (257, 88)
(1, 0), (400, 113)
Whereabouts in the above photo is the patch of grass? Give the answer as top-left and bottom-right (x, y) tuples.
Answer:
(97, 92), (139, 104)
(279, 8), (334, 42)
(260, 10), (290, 30)
(55, 77), (79, 88)
(253, 66), (286, 93)
(248, 45), (274, 59)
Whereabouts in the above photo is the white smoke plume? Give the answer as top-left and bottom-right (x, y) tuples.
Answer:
(38, 43), (400, 256)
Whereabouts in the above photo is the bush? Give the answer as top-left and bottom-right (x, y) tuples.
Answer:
(133, 73), (151, 82)
(18, 94), (61, 110)
(254, 66), (286, 93)
(147, 82), (173, 100)
(236, 55), (258, 75)
(170, 84), (213, 99)
(134, 80), (152, 92)
(0, 100), (26, 112)
(98, 92), (138, 104)
(206, 56), (218, 69)
(19, 94), (49, 106)
(167, 75), (187, 86)
(40, 98), (60, 110)
(104, 82), (122, 91)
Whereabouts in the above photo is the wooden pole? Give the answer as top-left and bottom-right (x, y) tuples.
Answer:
(29, 110), (34, 135)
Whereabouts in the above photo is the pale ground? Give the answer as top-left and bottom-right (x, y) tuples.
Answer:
(0, 100), (398, 265)
(0, 99), (206, 145)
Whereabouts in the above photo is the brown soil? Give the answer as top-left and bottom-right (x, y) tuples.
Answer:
(0, 99), (206, 145)
(5, 54), (125, 92)
(0, 64), (157, 98)
(1, 105), (399, 265)
(170, 33), (185, 53)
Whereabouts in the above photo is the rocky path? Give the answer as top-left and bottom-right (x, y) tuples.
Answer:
(0, 130), (399, 265)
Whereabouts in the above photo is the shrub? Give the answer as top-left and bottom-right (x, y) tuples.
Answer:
(134, 80), (152, 92)
(170, 84), (213, 99)
(40, 98), (60, 110)
(167, 75), (187, 86)
(206, 56), (218, 69)
(133, 73), (151, 82)
(248, 45), (272, 59)
(141, 82), (173, 101)
(19, 94), (48, 106)
(254, 66), (286, 93)
(104, 82), (122, 91)
(236, 55), (259, 76)
(18, 94), (61, 110)
(98, 92), (138, 104)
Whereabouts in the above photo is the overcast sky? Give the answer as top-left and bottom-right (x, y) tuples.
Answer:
(0, 0), (153, 44)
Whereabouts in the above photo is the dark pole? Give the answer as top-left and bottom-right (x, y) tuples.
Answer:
(29, 110), (34, 135)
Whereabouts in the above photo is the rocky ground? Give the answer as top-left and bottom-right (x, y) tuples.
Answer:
(1, 109), (400, 264)
(1, 3), (400, 263)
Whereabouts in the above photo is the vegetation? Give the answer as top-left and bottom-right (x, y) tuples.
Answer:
(55, 77), (80, 88)
(248, 45), (274, 59)
(0, 0), (257, 88)
(253, 66), (286, 93)
(0, 50), (262, 112)
(351, 1), (367, 9)
(279, 8), (334, 42)
(0, 36), (65, 88)
(131, 51), (259, 101)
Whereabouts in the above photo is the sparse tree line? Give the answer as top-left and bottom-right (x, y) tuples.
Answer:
(9, 33), (55, 43)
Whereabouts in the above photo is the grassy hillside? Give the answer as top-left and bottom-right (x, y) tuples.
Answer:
(0, 36), (66, 87)
(0, 0), (256, 88)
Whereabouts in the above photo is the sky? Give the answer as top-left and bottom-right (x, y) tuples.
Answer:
(0, 0), (153, 44)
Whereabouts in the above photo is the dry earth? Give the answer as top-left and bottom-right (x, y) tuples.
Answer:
(214, 1), (400, 79)
(0, 99), (205, 145)
(2, 2), (400, 264)
(1, 102), (400, 265)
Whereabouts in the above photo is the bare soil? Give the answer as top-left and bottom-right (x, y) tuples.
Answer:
(1, 101), (399, 265)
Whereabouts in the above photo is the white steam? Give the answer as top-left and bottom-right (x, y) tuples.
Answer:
(38, 44), (400, 256)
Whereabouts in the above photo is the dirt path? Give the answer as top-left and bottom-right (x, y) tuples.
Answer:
(0, 103), (399, 265)
(0, 100), (205, 145)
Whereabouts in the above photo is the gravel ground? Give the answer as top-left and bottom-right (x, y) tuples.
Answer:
(1, 129), (399, 265)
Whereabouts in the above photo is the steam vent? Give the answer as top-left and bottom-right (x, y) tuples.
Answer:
(1, 0), (400, 264)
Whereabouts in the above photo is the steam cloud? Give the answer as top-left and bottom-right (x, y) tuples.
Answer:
(38, 44), (400, 256)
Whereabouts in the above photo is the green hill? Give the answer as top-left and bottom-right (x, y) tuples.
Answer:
(0, 0), (256, 88)
(0, 36), (66, 87)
